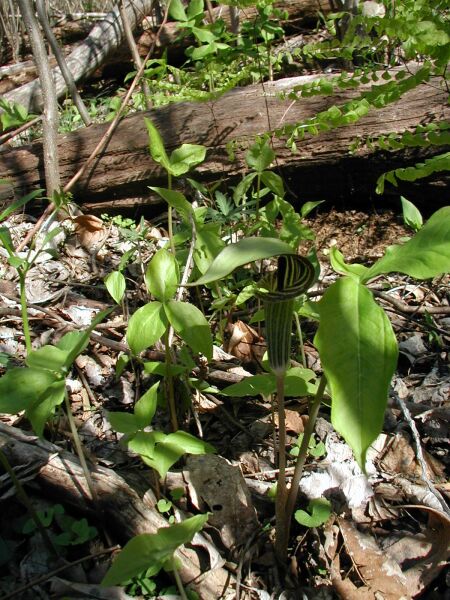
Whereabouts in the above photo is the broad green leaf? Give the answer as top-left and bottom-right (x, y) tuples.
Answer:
(314, 278), (398, 468)
(246, 141), (275, 173)
(221, 374), (275, 398)
(104, 271), (126, 304)
(194, 225), (225, 274)
(300, 201), (325, 218)
(164, 430), (215, 455)
(168, 0), (187, 21)
(164, 300), (212, 360)
(285, 367), (318, 396)
(294, 498), (331, 528)
(169, 144), (206, 176)
(0, 189), (43, 223)
(142, 431), (214, 478)
(143, 361), (187, 377)
(233, 172), (257, 204)
(145, 118), (171, 173)
(25, 345), (69, 374)
(0, 367), (59, 413)
(221, 368), (316, 398)
(400, 196), (423, 232)
(140, 439), (186, 478)
(329, 247), (368, 280)
(127, 302), (167, 355)
(191, 237), (294, 285)
(145, 248), (179, 302)
(26, 379), (66, 437)
(0, 227), (14, 254)
(107, 411), (140, 434)
(128, 430), (162, 458)
(187, 0), (204, 20)
(260, 171), (284, 197)
(149, 187), (193, 223)
(363, 206), (450, 281)
(64, 308), (113, 367)
(134, 382), (160, 428)
(101, 514), (209, 586)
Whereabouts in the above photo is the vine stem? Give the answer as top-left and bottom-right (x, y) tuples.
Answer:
(274, 369), (288, 562)
(284, 375), (327, 535)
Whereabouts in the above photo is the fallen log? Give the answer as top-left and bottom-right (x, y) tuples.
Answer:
(1, 68), (448, 209)
(0, 422), (233, 599)
(3, 0), (331, 115)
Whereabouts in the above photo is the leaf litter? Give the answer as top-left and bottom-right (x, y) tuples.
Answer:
(0, 206), (449, 599)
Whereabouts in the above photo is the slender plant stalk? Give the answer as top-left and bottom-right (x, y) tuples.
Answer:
(285, 375), (327, 532)
(274, 370), (288, 561)
(0, 447), (59, 558)
(172, 562), (189, 600)
(63, 390), (98, 503)
(164, 329), (178, 431)
(294, 311), (306, 367)
(18, 272), (32, 355)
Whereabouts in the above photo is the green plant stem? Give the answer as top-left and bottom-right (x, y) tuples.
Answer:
(284, 375), (327, 534)
(167, 172), (175, 255)
(164, 329), (178, 431)
(274, 369), (288, 562)
(18, 272), (32, 355)
(0, 446), (59, 558)
(63, 389), (98, 503)
(172, 562), (189, 600)
(294, 312), (306, 367)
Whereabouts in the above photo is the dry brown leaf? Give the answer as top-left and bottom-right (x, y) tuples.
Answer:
(331, 518), (410, 600)
(184, 454), (259, 551)
(387, 505), (450, 597)
(224, 320), (266, 364)
(74, 214), (107, 251)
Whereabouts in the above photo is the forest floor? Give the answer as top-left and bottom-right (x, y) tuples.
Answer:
(0, 202), (449, 599)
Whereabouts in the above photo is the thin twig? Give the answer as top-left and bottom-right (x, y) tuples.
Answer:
(0, 545), (119, 600)
(395, 392), (450, 517)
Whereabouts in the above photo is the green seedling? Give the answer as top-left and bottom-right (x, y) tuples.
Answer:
(102, 513), (209, 598)
(295, 498), (332, 528)
(108, 379), (214, 478)
(400, 196), (423, 232)
(22, 503), (97, 547)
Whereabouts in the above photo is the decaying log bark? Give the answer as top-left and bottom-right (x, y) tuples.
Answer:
(0, 422), (233, 599)
(1, 68), (448, 208)
(2, 0), (330, 114)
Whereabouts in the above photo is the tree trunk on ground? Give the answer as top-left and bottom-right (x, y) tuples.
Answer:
(0, 422), (233, 599)
(1, 70), (448, 210)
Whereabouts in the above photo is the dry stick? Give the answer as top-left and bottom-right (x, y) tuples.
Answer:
(0, 115), (41, 146)
(18, 0), (61, 198)
(0, 545), (120, 600)
(119, 0), (152, 110)
(394, 392), (450, 518)
(35, 0), (92, 127)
